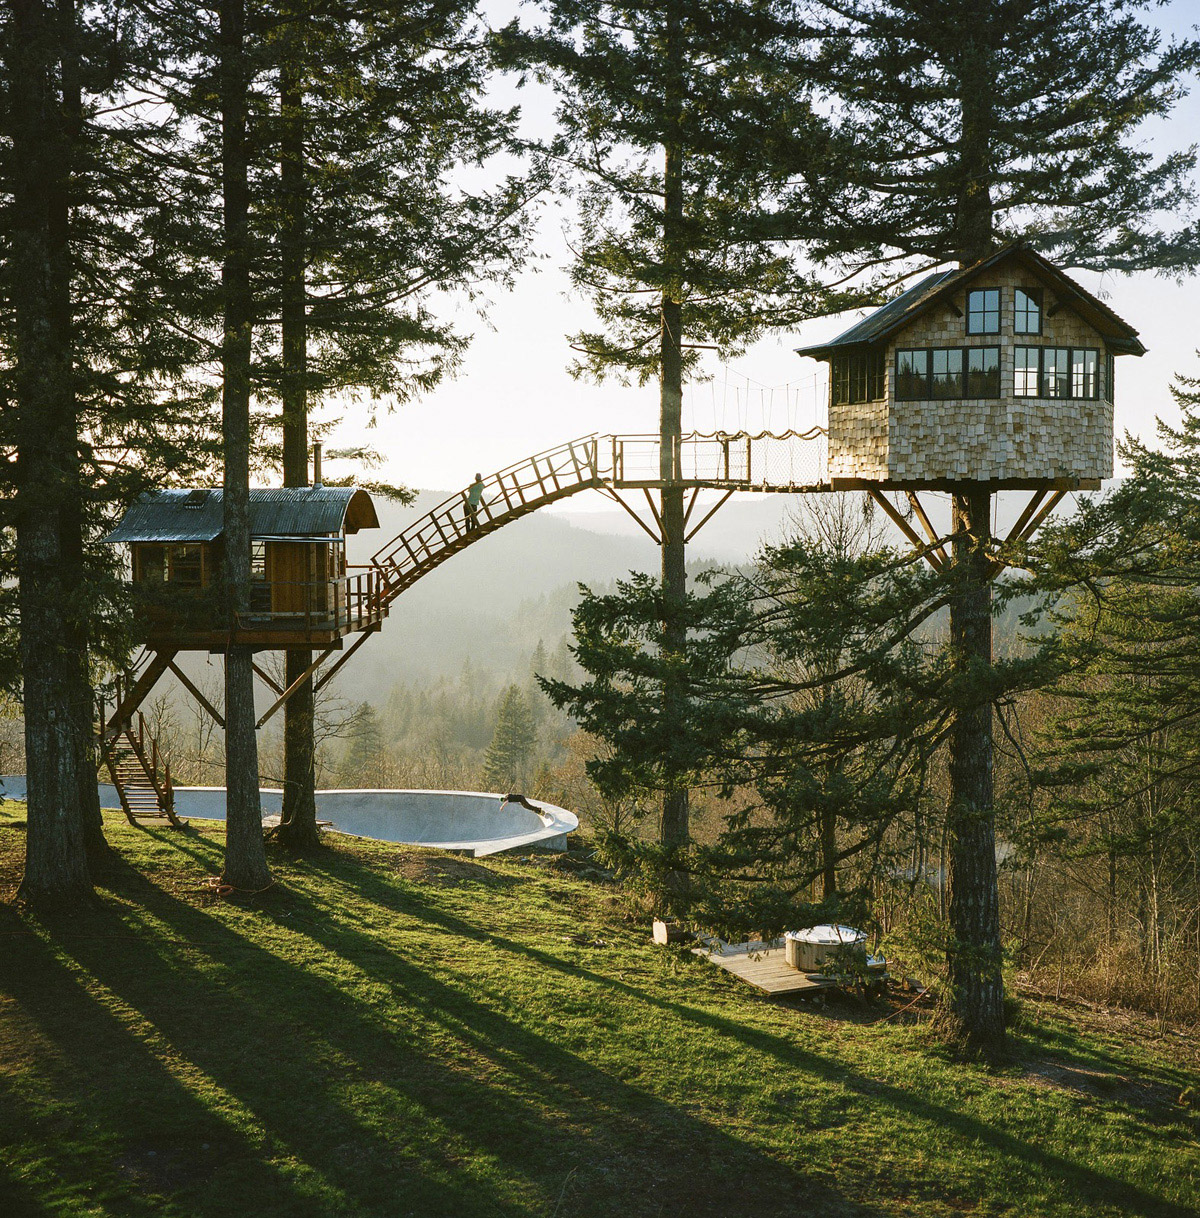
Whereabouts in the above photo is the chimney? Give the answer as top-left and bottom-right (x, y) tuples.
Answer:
(312, 441), (323, 489)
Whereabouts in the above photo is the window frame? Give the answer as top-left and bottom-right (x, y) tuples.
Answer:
(966, 287), (1001, 335)
(1012, 346), (1102, 401)
(168, 543), (205, 586)
(1013, 287), (1042, 336)
(831, 349), (886, 406)
(894, 346), (1001, 401)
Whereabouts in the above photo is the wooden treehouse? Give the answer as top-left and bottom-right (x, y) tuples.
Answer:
(98, 478), (384, 824)
(105, 484), (384, 651)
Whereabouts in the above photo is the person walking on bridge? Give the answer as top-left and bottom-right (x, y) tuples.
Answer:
(464, 473), (486, 532)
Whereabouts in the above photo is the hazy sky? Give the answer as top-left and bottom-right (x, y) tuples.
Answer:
(320, 1), (1200, 508)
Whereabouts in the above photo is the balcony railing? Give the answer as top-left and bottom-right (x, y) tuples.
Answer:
(134, 569), (386, 637)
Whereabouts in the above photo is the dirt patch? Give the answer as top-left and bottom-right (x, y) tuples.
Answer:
(1016, 1057), (1181, 1110)
(393, 852), (503, 887)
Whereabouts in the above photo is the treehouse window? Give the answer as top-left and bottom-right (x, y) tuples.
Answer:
(930, 348), (964, 399)
(137, 545), (166, 583)
(1014, 346), (1101, 399)
(250, 541), (270, 613)
(966, 347), (1001, 397)
(831, 350), (885, 405)
(896, 347), (1000, 400)
(169, 544), (203, 585)
(1014, 288), (1042, 335)
(1072, 349), (1099, 399)
(895, 349), (929, 400)
(966, 288), (1000, 334)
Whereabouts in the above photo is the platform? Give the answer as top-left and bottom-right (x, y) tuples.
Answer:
(693, 939), (837, 997)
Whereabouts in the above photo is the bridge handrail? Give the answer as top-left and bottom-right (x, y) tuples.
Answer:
(369, 427), (830, 591)
(371, 433), (602, 572)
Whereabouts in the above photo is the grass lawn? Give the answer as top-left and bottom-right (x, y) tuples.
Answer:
(1, 806), (1197, 1217)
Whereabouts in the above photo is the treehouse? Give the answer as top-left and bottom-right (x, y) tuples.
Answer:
(104, 485), (385, 650)
(797, 244), (1145, 489)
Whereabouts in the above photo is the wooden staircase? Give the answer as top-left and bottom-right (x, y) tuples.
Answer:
(98, 668), (182, 827)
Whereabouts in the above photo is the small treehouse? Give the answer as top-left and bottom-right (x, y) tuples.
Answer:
(797, 244), (1145, 489)
(105, 483), (384, 650)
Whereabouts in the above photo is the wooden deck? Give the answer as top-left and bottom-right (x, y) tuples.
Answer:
(693, 939), (837, 997)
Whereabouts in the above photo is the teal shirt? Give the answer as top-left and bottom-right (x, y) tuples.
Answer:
(466, 481), (484, 507)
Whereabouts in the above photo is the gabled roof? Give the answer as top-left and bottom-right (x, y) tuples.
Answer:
(103, 486), (380, 544)
(796, 243), (1146, 360)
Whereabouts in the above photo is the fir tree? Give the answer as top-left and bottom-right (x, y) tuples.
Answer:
(258, 0), (545, 847)
(799, 0), (1200, 1055)
(483, 685), (537, 791)
(498, 0), (855, 850)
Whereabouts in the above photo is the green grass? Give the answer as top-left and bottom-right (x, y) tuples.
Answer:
(1, 807), (1197, 1217)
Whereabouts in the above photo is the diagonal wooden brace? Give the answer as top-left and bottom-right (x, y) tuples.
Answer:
(866, 487), (944, 572)
(167, 660), (226, 729)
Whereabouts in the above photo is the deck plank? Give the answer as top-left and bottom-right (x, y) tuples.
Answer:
(693, 942), (835, 996)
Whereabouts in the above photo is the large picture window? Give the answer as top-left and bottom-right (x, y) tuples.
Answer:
(832, 350), (885, 405)
(1013, 346), (1101, 399)
(966, 348), (1001, 397)
(1014, 288), (1042, 334)
(966, 288), (1000, 334)
(895, 347), (1000, 400)
(895, 349), (929, 399)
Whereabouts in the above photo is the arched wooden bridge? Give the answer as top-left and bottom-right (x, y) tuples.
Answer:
(372, 428), (830, 599)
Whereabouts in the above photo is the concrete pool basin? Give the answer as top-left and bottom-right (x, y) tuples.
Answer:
(1, 778), (577, 857)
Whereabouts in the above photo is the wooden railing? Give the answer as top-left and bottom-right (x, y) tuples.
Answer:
(237, 569), (386, 634)
(97, 679), (181, 826)
(369, 429), (829, 601)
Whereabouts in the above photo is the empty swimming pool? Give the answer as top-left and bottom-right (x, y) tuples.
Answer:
(0, 778), (576, 858)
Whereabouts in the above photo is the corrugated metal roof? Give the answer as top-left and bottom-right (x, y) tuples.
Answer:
(796, 244), (1145, 359)
(103, 486), (380, 544)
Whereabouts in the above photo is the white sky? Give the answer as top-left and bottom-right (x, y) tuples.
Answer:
(320, 1), (1200, 507)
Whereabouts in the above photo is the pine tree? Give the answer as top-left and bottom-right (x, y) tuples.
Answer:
(1, 0), (225, 898)
(801, 0), (1200, 1055)
(3, 0), (93, 905)
(341, 702), (389, 787)
(498, 0), (854, 851)
(258, 1), (544, 847)
(218, 0), (270, 891)
(483, 685), (537, 792)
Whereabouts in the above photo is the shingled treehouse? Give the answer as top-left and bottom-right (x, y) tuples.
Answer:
(798, 243), (1145, 1054)
(797, 243), (1145, 491)
(105, 485), (384, 651)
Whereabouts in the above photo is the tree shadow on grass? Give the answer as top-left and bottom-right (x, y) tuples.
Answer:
(301, 848), (1199, 1218)
(1, 852), (878, 1218)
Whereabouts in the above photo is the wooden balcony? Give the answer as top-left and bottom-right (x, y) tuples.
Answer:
(137, 567), (387, 651)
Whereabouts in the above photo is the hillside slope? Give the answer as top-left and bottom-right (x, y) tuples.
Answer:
(1, 809), (1196, 1218)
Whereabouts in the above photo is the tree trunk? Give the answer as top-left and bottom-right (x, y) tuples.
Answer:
(276, 26), (320, 849)
(55, 0), (107, 859)
(820, 801), (837, 902)
(10, 0), (93, 907)
(659, 1), (687, 853)
(946, 487), (1004, 1054)
(220, 0), (270, 891)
